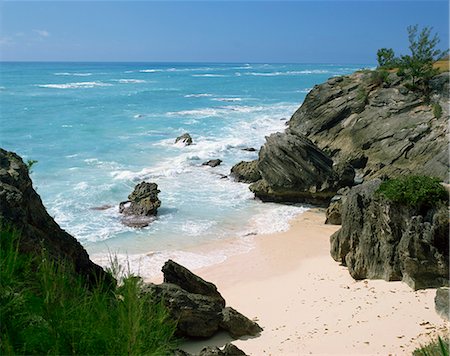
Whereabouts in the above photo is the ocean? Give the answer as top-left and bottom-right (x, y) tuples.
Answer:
(0, 62), (365, 278)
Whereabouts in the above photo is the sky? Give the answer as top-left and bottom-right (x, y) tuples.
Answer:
(0, 1), (448, 63)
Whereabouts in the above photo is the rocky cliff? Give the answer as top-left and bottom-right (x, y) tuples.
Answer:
(0, 148), (112, 286)
(330, 180), (449, 290)
(236, 70), (449, 203)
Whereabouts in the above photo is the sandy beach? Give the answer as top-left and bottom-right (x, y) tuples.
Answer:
(175, 209), (449, 355)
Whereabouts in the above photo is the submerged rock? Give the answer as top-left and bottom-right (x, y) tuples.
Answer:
(119, 181), (161, 228)
(249, 132), (354, 206)
(230, 160), (261, 183)
(330, 180), (449, 290)
(0, 148), (112, 286)
(175, 133), (193, 146)
(202, 159), (222, 167)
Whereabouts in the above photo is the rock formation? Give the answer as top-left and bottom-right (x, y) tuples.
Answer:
(143, 260), (262, 339)
(248, 132), (354, 205)
(175, 133), (193, 146)
(435, 287), (449, 320)
(230, 160), (261, 183)
(119, 182), (161, 228)
(202, 159), (222, 167)
(330, 180), (449, 290)
(0, 148), (112, 286)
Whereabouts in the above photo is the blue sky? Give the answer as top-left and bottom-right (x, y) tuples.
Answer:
(0, 1), (448, 63)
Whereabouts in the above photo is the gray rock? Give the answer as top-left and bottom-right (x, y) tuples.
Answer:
(230, 160), (261, 183)
(248, 132), (352, 206)
(220, 307), (263, 338)
(119, 182), (161, 227)
(143, 283), (223, 338)
(162, 260), (225, 307)
(241, 147), (257, 152)
(176, 133), (193, 146)
(0, 148), (112, 286)
(199, 343), (247, 356)
(288, 71), (449, 182)
(331, 180), (449, 290)
(325, 187), (350, 225)
(203, 159), (222, 167)
(435, 287), (449, 320)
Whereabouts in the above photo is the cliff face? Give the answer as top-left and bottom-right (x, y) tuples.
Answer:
(241, 70), (449, 203)
(330, 180), (449, 290)
(289, 71), (449, 182)
(0, 148), (112, 286)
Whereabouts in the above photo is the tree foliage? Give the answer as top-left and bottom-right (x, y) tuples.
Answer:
(377, 48), (396, 68)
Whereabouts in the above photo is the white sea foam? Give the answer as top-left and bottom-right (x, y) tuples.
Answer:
(211, 97), (242, 102)
(115, 79), (146, 84)
(246, 70), (329, 77)
(139, 69), (162, 73)
(37, 81), (112, 89)
(54, 72), (93, 76)
(192, 74), (226, 77)
(184, 93), (213, 98)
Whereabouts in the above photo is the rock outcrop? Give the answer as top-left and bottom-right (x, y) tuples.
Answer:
(230, 160), (261, 183)
(330, 180), (449, 290)
(248, 132), (354, 205)
(119, 182), (161, 228)
(0, 148), (112, 286)
(288, 71), (449, 182)
(325, 187), (350, 225)
(198, 343), (247, 356)
(143, 260), (262, 339)
(435, 287), (449, 320)
(175, 133), (193, 146)
(203, 159), (222, 167)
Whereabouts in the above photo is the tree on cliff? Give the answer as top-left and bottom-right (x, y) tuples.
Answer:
(377, 48), (397, 68)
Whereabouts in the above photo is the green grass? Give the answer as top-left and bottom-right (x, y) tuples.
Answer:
(0, 226), (178, 355)
(413, 337), (449, 356)
(432, 102), (443, 119)
(377, 175), (448, 211)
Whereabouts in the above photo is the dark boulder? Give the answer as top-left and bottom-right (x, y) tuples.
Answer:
(203, 159), (222, 168)
(325, 187), (350, 225)
(0, 148), (112, 286)
(219, 307), (263, 338)
(119, 182), (161, 228)
(199, 343), (247, 356)
(162, 260), (225, 307)
(249, 132), (354, 206)
(230, 160), (261, 183)
(241, 147), (257, 152)
(330, 180), (449, 290)
(176, 133), (193, 146)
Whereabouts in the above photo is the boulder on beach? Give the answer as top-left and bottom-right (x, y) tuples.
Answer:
(198, 343), (247, 356)
(175, 133), (193, 146)
(119, 181), (161, 228)
(202, 159), (222, 167)
(143, 260), (262, 339)
(435, 287), (449, 320)
(230, 160), (261, 183)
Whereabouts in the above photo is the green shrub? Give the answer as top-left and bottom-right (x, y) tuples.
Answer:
(370, 69), (391, 87)
(433, 102), (443, 118)
(356, 87), (369, 104)
(413, 336), (449, 356)
(0, 226), (178, 355)
(377, 175), (448, 210)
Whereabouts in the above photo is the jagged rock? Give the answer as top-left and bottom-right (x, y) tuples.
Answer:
(203, 159), (222, 167)
(241, 147), (257, 152)
(199, 343), (247, 356)
(288, 71), (449, 182)
(220, 307), (263, 338)
(143, 282), (223, 338)
(175, 133), (193, 146)
(330, 180), (449, 290)
(119, 182), (161, 228)
(230, 160), (261, 183)
(0, 148), (112, 286)
(248, 132), (354, 206)
(325, 187), (350, 225)
(435, 287), (449, 320)
(162, 260), (225, 307)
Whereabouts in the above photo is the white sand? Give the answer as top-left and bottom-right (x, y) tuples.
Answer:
(178, 209), (449, 355)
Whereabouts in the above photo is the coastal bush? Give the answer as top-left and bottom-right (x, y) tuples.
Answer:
(377, 48), (398, 69)
(26, 159), (38, 174)
(433, 102), (443, 118)
(0, 226), (178, 355)
(356, 87), (369, 105)
(377, 175), (448, 210)
(370, 69), (390, 87)
(413, 336), (449, 356)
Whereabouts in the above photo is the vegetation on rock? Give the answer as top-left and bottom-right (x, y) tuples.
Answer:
(0, 226), (178, 355)
(413, 337), (449, 356)
(377, 175), (448, 210)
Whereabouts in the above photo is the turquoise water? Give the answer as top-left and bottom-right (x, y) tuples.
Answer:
(0, 62), (365, 276)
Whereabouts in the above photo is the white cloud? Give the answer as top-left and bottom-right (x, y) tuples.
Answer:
(33, 29), (50, 38)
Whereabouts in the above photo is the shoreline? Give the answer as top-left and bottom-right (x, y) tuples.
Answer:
(172, 209), (449, 355)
